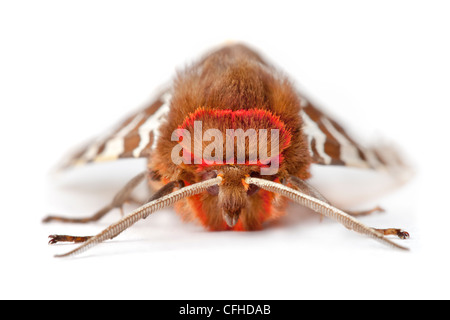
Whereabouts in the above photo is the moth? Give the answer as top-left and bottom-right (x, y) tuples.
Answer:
(44, 43), (410, 257)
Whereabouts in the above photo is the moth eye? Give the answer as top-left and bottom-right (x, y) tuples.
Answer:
(201, 170), (219, 196)
(250, 171), (261, 178)
(247, 171), (261, 196)
(206, 184), (219, 196)
(246, 183), (259, 196)
(201, 169), (218, 180)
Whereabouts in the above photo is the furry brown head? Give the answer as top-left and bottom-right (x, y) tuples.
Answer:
(151, 44), (312, 230)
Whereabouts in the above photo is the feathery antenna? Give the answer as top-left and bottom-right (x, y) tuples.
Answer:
(245, 177), (408, 251)
(55, 176), (223, 258)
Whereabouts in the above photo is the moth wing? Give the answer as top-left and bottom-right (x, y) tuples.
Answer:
(58, 90), (172, 169)
(299, 95), (406, 172)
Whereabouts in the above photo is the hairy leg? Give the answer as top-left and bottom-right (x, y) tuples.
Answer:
(374, 228), (410, 239)
(346, 206), (385, 217)
(287, 176), (384, 217)
(287, 176), (409, 239)
(47, 180), (184, 245)
(48, 235), (92, 244)
(43, 171), (147, 224)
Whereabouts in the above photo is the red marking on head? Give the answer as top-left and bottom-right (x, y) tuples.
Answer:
(175, 108), (292, 167)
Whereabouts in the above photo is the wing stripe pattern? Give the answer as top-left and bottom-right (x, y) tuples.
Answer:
(299, 97), (402, 170)
(61, 89), (404, 173)
(60, 91), (172, 168)
(132, 93), (171, 158)
(301, 110), (333, 165)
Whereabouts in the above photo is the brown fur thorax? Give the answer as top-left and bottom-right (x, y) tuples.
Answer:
(150, 44), (312, 230)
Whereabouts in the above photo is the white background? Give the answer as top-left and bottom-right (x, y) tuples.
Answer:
(1, 1), (449, 300)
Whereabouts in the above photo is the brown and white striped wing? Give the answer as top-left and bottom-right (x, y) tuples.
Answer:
(299, 96), (405, 171)
(60, 91), (172, 169)
(60, 87), (403, 172)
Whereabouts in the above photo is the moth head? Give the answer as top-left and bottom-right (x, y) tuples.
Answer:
(174, 108), (293, 227)
(200, 165), (265, 227)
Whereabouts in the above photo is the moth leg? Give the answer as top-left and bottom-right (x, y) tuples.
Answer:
(346, 206), (385, 217)
(43, 171), (147, 224)
(126, 196), (145, 206)
(249, 177), (409, 251)
(373, 228), (410, 240)
(48, 233), (116, 245)
(287, 176), (383, 217)
(48, 235), (93, 244)
(47, 180), (184, 245)
(286, 176), (410, 237)
(141, 180), (185, 219)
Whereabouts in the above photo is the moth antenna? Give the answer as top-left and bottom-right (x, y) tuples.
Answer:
(245, 177), (409, 251)
(54, 176), (223, 258)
